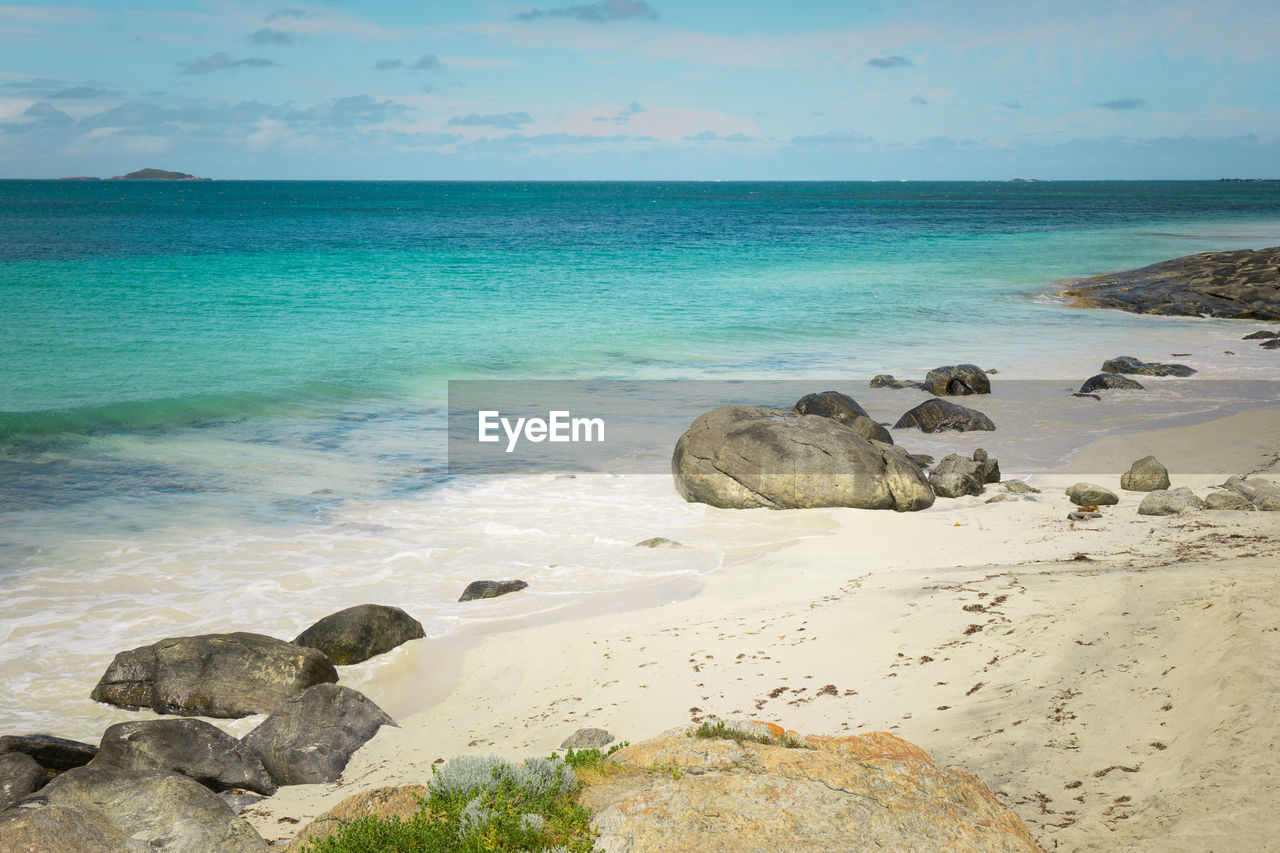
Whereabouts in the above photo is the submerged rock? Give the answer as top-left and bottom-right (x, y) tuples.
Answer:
(671, 406), (934, 511)
(459, 579), (528, 601)
(293, 604), (424, 666)
(1080, 373), (1145, 393)
(921, 364), (991, 396)
(1120, 456), (1170, 492)
(893, 399), (995, 433)
(1242, 330), (1278, 340)
(869, 374), (921, 390)
(1100, 355), (1196, 377)
(90, 632), (337, 718)
(634, 537), (682, 548)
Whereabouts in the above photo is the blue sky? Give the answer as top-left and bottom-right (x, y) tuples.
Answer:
(1, 0), (1278, 179)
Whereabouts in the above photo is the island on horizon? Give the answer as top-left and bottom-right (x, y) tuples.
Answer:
(54, 168), (209, 181)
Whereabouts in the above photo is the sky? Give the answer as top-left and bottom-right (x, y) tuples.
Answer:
(1, 0), (1279, 180)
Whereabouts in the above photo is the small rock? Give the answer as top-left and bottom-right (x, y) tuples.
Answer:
(1002, 481), (1040, 494)
(459, 579), (529, 602)
(869, 374), (920, 390)
(1080, 373), (1145, 393)
(1138, 487), (1205, 516)
(1262, 338), (1280, 349)
(560, 728), (615, 750)
(1204, 492), (1255, 511)
(1100, 355), (1196, 377)
(1120, 455), (1171, 491)
(1242, 330), (1278, 339)
(1067, 511), (1103, 520)
(893, 399), (995, 433)
(928, 454), (984, 498)
(1072, 392), (1101, 400)
(1065, 483), (1119, 506)
(293, 604), (425, 666)
(635, 537), (682, 548)
(972, 448), (1000, 483)
(0, 752), (45, 810)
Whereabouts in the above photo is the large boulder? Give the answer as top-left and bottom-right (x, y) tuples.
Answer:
(21, 764), (266, 852)
(792, 391), (869, 422)
(1080, 373), (1145, 393)
(928, 454), (984, 498)
(459, 579), (528, 602)
(893, 399), (995, 433)
(921, 364), (991, 396)
(0, 734), (97, 772)
(90, 632), (338, 718)
(1120, 455), (1170, 491)
(242, 684), (395, 786)
(1205, 492), (1255, 511)
(0, 801), (134, 853)
(1100, 356), (1196, 377)
(0, 753), (45, 811)
(293, 604), (424, 666)
(1138, 487), (1206, 516)
(584, 726), (1040, 853)
(1065, 483), (1119, 506)
(671, 406), (934, 511)
(94, 719), (275, 796)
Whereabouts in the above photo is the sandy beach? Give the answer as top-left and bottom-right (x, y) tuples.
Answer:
(237, 401), (1280, 852)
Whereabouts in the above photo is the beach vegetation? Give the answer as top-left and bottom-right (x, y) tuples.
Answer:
(301, 754), (595, 852)
(692, 720), (813, 749)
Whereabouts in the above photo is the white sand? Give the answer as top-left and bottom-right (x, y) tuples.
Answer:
(244, 406), (1280, 852)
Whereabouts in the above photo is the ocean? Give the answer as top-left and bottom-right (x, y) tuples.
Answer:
(2, 180), (1278, 738)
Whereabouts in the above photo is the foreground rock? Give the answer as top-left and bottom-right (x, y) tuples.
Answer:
(0, 802), (133, 852)
(921, 364), (991, 396)
(1065, 483), (1119, 506)
(1100, 355), (1196, 377)
(243, 684), (395, 786)
(1138, 487), (1206, 516)
(94, 719), (275, 795)
(583, 725), (1040, 853)
(13, 764), (266, 852)
(1080, 373), (1145, 393)
(0, 734), (97, 773)
(672, 406), (934, 511)
(0, 753), (45, 810)
(1121, 455), (1171, 491)
(1061, 246), (1280, 319)
(459, 579), (528, 601)
(929, 454), (984, 498)
(90, 632), (338, 718)
(893, 398), (995, 433)
(293, 604), (424, 665)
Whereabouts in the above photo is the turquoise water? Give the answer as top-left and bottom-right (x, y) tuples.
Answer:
(1, 180), (1279, 737)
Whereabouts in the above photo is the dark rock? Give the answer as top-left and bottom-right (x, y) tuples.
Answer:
(0, 753), (45, 810)
(560, 728), (615, 750)
(893, 399), (995, 433)
(869, 374), (921, 390)
(25, 764), (266, 851)
(90, 632), (338, 718)
(1067, 511), (1103, 521)
(634, 537), (682, 548)
(1138, 487), (1205, 515)
(928, 455), (984, 498)
(793, 391), (869, 422)
(1100, 355), (1196, 377)
(844, 414), (894, 445)
(1242, 330), (1278, 339)
(0, 734), (97, 773)
(921, 364), (990, 396)
(972, 448), (1000, 484)
(94, 719), (275, 796)
(1080, 373), (1145, 393)
(459, 579), (528, 601)
(1072, 393), (1101, 400)
(1262, 338), (1280, 349)
(293, 604), (424, 666)
(671, 406), (934, 511)
(1065, 483), (1119, 506)
(907, 453), (934, 469)
(242, 684), (395, 786)
(1120, 455), (1170, 492)
(0, 801), (134, 852)
(1061, 246), (1280, 320)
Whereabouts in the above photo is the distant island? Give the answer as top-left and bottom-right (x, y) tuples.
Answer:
(110, 168), (209, 181)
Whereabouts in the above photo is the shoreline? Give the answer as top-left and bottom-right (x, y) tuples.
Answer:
(241, 400), (1280, 851)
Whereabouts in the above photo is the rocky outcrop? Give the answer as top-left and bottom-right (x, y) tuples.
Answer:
(242, 684), (395, 786)
(17, 764), (266, 852)
(561, 728), (615, 750)
(1061, 246), (1280, 320)
(459, 579), (528, 601)
(792, 391), (869, 422)
(922, 364), (991, 396)
(1138, 487), (1206, 515)
(93, 719), (275, 796)
(1080, 373), (1145, 393)
(893, 398), (995, 432)
(0, 734), (97, 773)
(1120, 456), (1170, 491)
(0, 753), (45, 811)
(90, 632), (337, 718)
(583, 725), (1041, 853)
(1100, 356), (1196, 377)
(671, 406), (934, 511)
(0, 801), (134, 852)
(293, 604), (424, 666)
(284, 784), (429, 853)
(1065, 483), (1119, 506)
